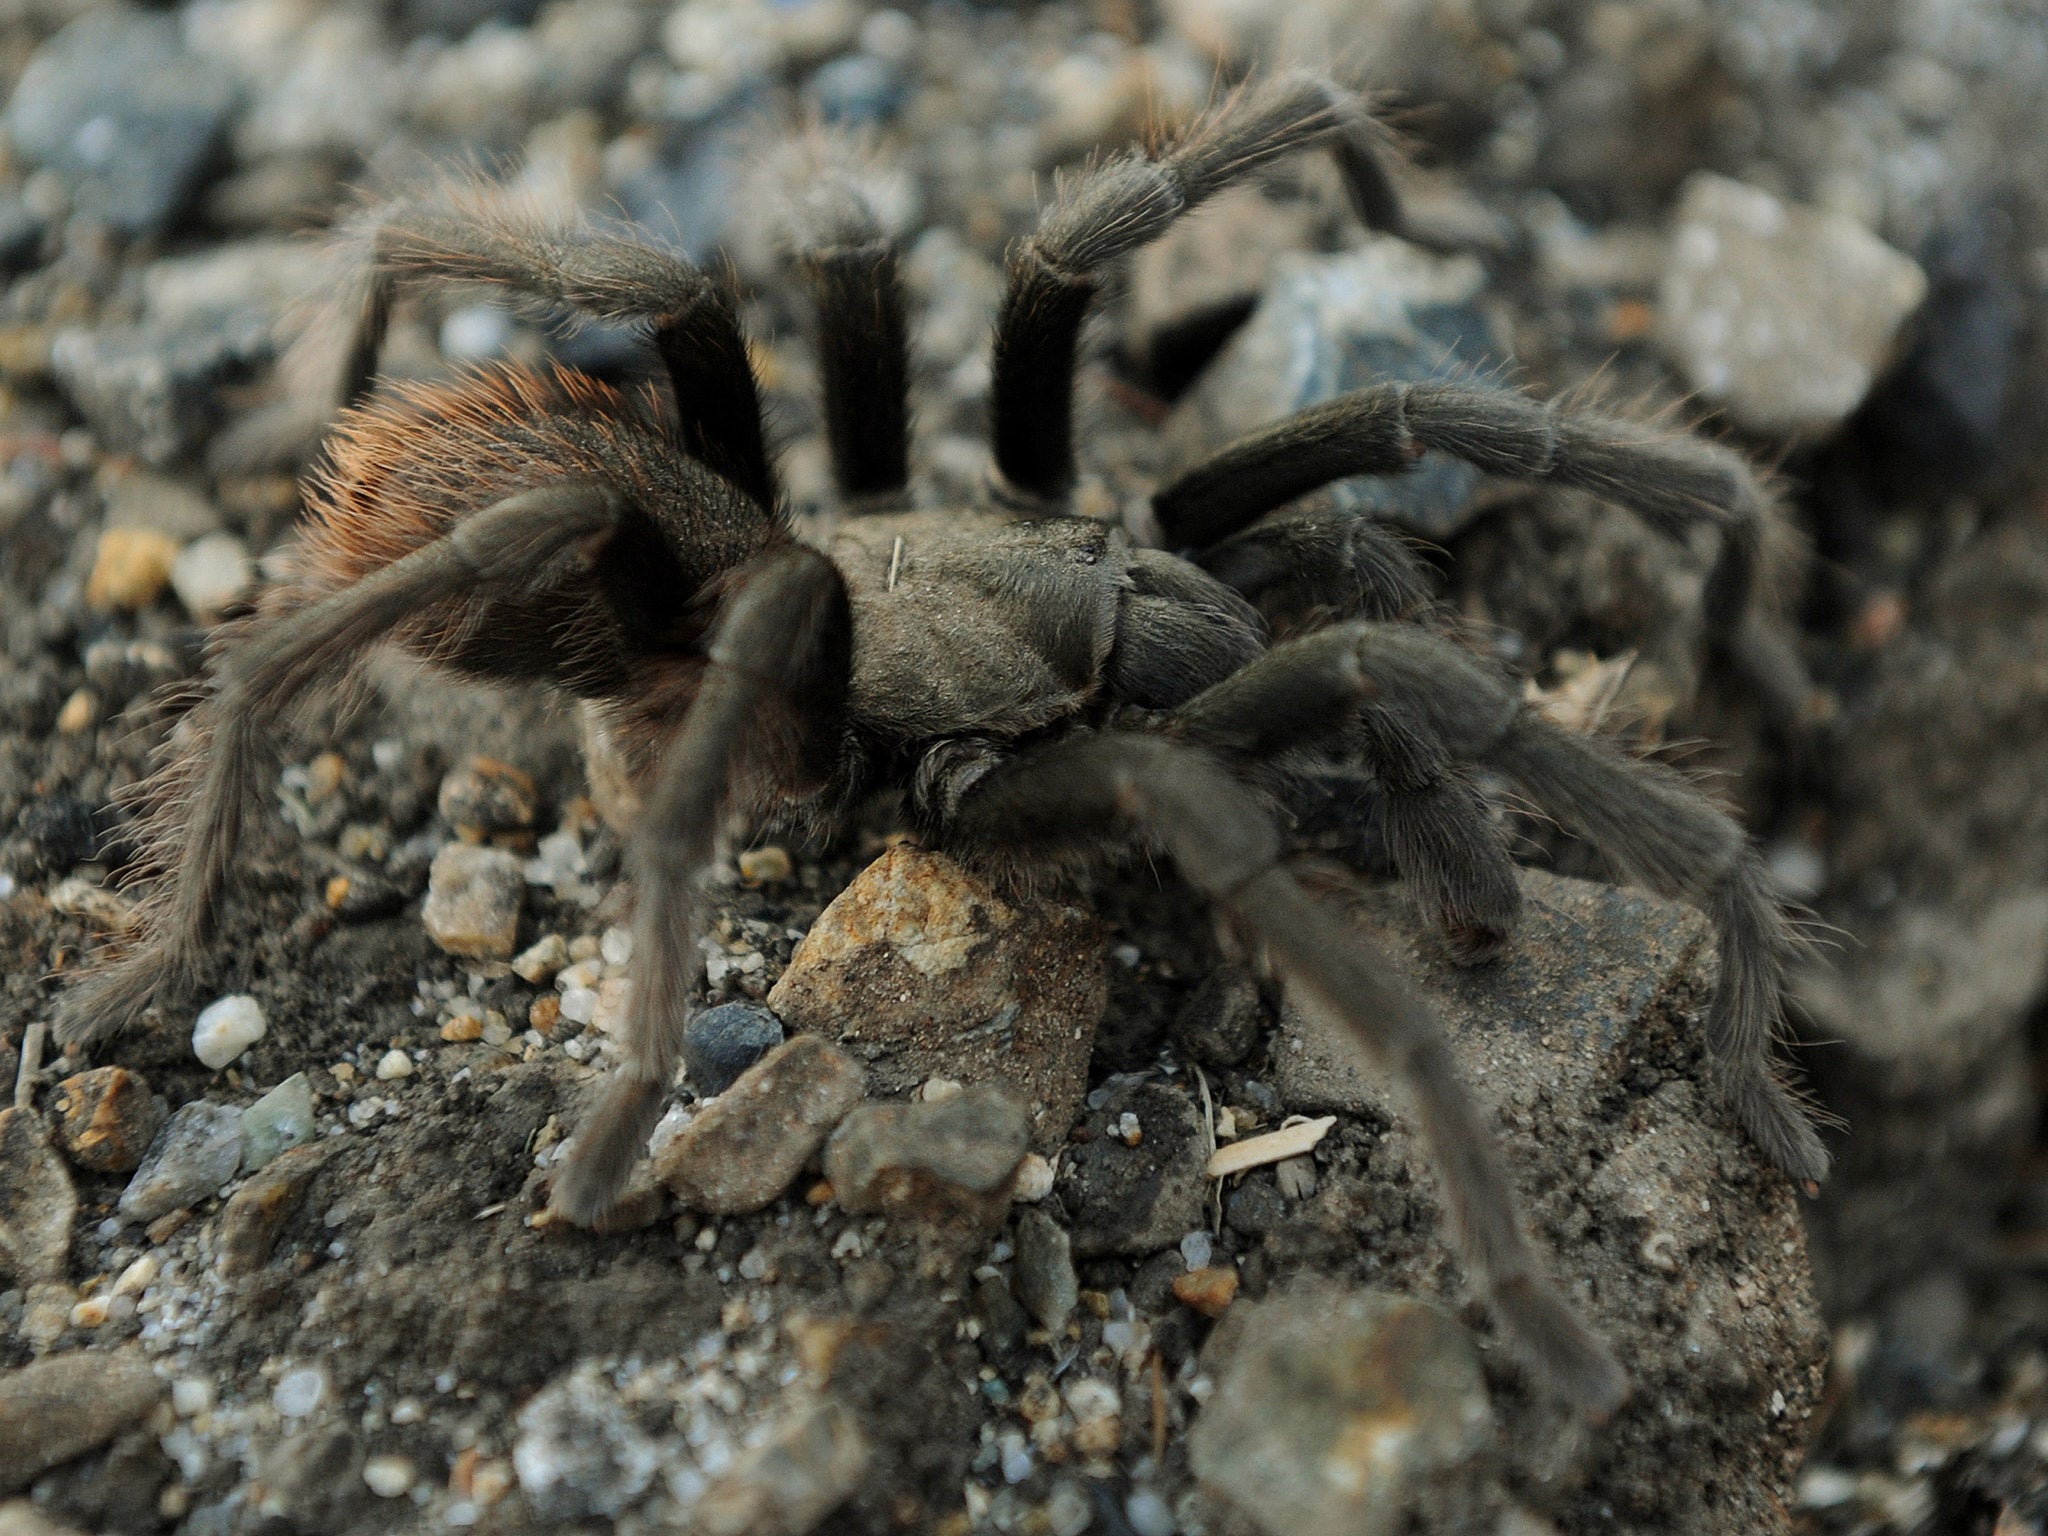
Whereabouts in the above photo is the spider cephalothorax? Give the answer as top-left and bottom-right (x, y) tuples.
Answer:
(56, 73), (1832, 1415)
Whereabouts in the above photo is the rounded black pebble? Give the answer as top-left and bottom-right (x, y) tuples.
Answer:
(683, 1002), (786, 1097)
(17, 795), (110, 874)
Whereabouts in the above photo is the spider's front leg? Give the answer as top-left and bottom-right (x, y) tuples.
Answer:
(938, 731), (1627, 1413)
(55, 482), (626, 1048)
(549, 544), (852, 1227)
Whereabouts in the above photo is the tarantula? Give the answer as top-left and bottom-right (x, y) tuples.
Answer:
(55, 73), (1829, 1414)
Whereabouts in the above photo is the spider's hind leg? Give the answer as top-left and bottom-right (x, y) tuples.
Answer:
(55, 482), (626, 1048)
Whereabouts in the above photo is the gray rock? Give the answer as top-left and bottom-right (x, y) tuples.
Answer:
(513, 1361), (661, 1522)
(0, 1351), (165, 1495)
(824, 1084), (1030, 1230)
(1190, 1281), (1494, 1536)
(435, 756), (538, 840)
(241, 1073), (315, 1172)
(1656, 173), (1927, 436)
(695, 1397), (869, 1536)
(422, 842), (526, 960)
(51, 1066), (163, 1175)
(655, 1035), (865, 1215)
(1011, 1208), (1078, 1335)
(769, 846), (1106, 1153)
(1175, 964), (1265, 1069)
(684, 1002), (787, 1097)
(3, 8), (237, 237)
(48, 318), (271, 467)
(1061, 1082), (1209, 1258)
(0, 1109), (76, 1286)
(1167, 238), (1513, 537)
(255, 1424), (373, 1534)
(119, 1101), (244, 1223)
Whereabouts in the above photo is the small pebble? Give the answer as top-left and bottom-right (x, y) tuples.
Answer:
(736, 845), (793, 882)
(111, 1252), (158, 1296)
(1011, 1152), (1055, 1203)
(375, 1049), (414, 1081)
(119, 1100), (244, 1223)
(600, 925), (632, 966)
(241, 1072), (315, 1170)
(169, 530), (252, 622)
(438, 756), (538, 839)
(513, 933), (570, 984)
(441, 1015), (484, 1043)
(1172, 1266), (1241, 1318)
(273, 1367), (326, 1418)
(423, 842), (526, 959)
(1125, 1490), (1175, 1536)
(88, 527), (178, 610)
(192, 994), (266, 1070)
(682, 1002), (785, 1097)
(51, 1065), (164, 1173)
(171, 1378), (213, 1417)
(363, 1454), (416, 1497)
(55, 687), (97, 734)
(1180, 1229), (1214, 1270)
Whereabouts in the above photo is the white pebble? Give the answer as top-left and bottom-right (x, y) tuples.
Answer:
(171, 1378), (214, 1417)
(273, 1367), (327, 1418)
(440, 302), (513, 361)
(1011, 1154), (1055, 1202)
(600, 925), (633, 967)
(192, 994), (266, 1070)
(363, 1454), (416, 1497)
(375, 1049), (414, 1081)
(1125, 1491), (1175, 1536)
(556, 959), (603, 993)
(170, 531), (253, 622)
(1179, 1230), (1214, 1271)
(559, 987), (598, 1025)
(113, 1252), (160, 1296)
(512, 933), (569, 984)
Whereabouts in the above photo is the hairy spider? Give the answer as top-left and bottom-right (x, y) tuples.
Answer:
(54, 72), (1830, 1414)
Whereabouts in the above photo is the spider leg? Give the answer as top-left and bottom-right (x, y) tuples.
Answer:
(990, 71), (1407, 505)
(54, 482), (626, 1047)
(550, 544), (852, 1226)
(1194, 504), (1435, 632)
(1172, 627), (1523, 962)
(770, 144), (912, 502)
(942, 731), (1626, 1412)
(1153, 382), (1815, 721)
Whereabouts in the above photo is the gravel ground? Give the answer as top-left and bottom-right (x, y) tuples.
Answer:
(3, 0), (2048, 1532)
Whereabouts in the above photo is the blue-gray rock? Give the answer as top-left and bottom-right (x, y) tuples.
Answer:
(119, 1101), (245, 1223)
(806, 54), (906, 127)
(0, 194), (46, 274)
(49, 318), (272, 466)
(1168, 239), (1512, 538)
(4, 8), (237, 238)
(684, 1002), (786, 1097)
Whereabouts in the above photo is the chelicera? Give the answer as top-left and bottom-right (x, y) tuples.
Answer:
(57, 72), (1831, 1413)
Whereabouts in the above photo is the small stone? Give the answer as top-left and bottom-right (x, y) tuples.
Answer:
(1062, 1082), (1210, 1257)
(111, 1253), (158, 1297)
(441, 1015), (484, 1043)
(512, 933), (569, 984)
(374, 1050), (414, 1081)
(0, 1108), (77, 1286)
(170, 1378), (213, 1417)
(694, 1397), (869, 1536)
(1013, 1207), (1078, 1334)
(736, 845), (794, 883)
(684, 1002), (787, 1097)
(1173, 1266), (1241, 1318)
(273, 1367), (327, 1419)
(437, 757), (538, 840)
(1176, 965), (1265, 1069)
(218, 1143), (330, 1276)
(423, 843), (526, 959)
(1657, 173), (1928, 436)
(53, 689), (97, 735)
(119, 1101), (244, 1223)
(1190, 1282), (1494, 1536)
(824, 1084), (1030, 1234)
(362, 1455), (415, 1498)
(192, 994), (266, 1071)
(653, 1035), (866, 1216)
(51, 1066), (164, 1174)
(240, 1073), (315, 1171)
(169, 531), (253, 623)
(47, 877), (138, 933)
(513, 1361), (661, 1522)
(87, 528), (178, 612)
(1011, 1152), (1055, 1203)
(0, 1351), (165, 1496)
(15, 795), (111, 874)
(769, 846), (1106, 1152)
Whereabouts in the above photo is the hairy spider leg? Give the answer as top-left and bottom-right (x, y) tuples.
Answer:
(1174, 621), (1829, 1187)
(1155, 380), (1819, 725)
(53, 482), (625, 1048)
(943, 730), (1628, 1413)
(989, 70), (1410, 505)
(550, 544), (852, 1227)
